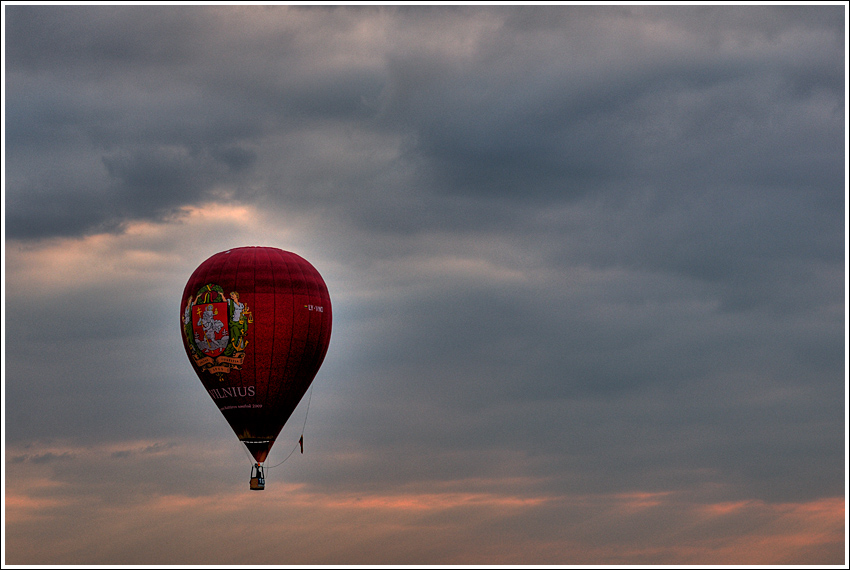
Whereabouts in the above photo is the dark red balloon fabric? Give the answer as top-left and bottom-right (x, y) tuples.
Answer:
(180, 247), (332, 463)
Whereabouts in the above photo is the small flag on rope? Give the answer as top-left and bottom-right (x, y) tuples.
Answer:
(299, 435), (304, 454)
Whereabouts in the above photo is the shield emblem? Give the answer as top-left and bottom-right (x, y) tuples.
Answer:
(192, 301), (230, 358)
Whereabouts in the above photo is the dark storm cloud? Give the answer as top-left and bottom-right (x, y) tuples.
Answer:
(6, 2), (843, 419)
(376, 6), (844, 197)
(7, 5), (843, 241)
(3, 5), (845, 564)
(4, 5), (382, 238)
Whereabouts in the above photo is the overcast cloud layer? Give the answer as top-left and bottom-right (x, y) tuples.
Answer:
(3, 4), (847, 565)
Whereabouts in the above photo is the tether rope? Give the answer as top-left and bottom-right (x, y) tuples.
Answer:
(265, 383), (314, 470)
(241, 442), (256, 465)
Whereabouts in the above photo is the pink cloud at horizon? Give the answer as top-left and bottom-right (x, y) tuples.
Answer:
(5, 442), (844, 565)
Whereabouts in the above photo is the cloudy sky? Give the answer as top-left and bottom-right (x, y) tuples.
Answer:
(3, 3), (847, 565)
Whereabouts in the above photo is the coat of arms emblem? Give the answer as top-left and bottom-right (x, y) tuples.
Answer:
(183, 283), (252, 380)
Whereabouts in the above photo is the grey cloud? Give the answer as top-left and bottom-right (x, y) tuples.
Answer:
(4, 6), (210, 72)
(11, 451), (75, 464)
(103, 144), (256, 211)
(5, 6), (389, 240)
(3, 7), (844, 562)
(5, 5), (843, 242)
(376, 6), (844, 197)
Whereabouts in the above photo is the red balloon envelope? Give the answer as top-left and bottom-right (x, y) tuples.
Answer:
(180, 247), (332, 465)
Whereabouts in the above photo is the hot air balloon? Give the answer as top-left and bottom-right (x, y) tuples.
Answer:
(180, 247), (332, 490)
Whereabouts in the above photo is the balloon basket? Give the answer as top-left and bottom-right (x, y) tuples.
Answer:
(250, 463), (265, 491)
